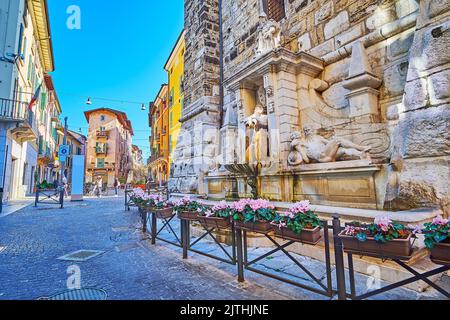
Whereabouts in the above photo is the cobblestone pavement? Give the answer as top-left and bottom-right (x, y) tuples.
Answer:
(0, 196), (448, 300)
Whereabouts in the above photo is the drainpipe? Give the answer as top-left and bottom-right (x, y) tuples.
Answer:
(218, 0), (224, 127)
(323, 11), (418, 66)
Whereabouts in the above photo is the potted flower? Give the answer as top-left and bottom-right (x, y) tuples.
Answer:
(129, 188), (148, 208)
(338, 216), (413, 259)
(173, 197), (203, 221)
(423, 215), (450, 264)
(197, 201), (233, 229)
(272, 201), (322, 245)
(149, 195), (173, 219)
(232, 199), (276, 234)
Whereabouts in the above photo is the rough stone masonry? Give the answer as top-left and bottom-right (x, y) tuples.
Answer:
(172, 0), (449, 214)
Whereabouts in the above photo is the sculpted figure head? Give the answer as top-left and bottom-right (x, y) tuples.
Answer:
(303, 126), (314, 138)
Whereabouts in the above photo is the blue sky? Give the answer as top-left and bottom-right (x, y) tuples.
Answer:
(47, 0), (184, 159)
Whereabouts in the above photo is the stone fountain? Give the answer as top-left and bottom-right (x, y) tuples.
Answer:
(224, 163), (258, 199)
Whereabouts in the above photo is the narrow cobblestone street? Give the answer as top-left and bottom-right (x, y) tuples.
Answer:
(0, 195), (448, 300)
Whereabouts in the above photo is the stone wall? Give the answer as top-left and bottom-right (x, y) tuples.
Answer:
(182, 0), (450, 213)
(170, 0), (222, 194)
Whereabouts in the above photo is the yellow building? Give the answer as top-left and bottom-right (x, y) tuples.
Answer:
(149, 85), (169, 184)
(164, 30), (185, 169)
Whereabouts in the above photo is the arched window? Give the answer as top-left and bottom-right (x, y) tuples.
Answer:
(262, 0), (286, 22)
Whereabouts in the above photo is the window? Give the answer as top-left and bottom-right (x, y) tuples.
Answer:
(100, 115), (106, 121)
(262, 0), (286, 22)
(179, 75), (184, 94)
(18, 24), (24, 57)
(22, 37), (27, 61)
(97, 158), (105, 168)
(27, 55), (32, 81)
(169, 88), (174, 107)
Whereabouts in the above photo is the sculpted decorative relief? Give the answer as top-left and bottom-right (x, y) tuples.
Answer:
(255, 18), (282, 56)
(288, 126), (372, 166)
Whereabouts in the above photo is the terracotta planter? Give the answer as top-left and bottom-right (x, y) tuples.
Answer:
(274, 226), (322, 245)
(197, 216), (231, 229)
(154, 207), (174, 220)
(234, 220), (272, 234)
(178, 211), (199, 221)
(339, 231), (413, 259)
(430, 239), (450, 265)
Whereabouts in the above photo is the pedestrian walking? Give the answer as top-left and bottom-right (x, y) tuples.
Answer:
(93, 176), (103, 198)
(62, 175), (69, 197)
(114, 178), (120, 197)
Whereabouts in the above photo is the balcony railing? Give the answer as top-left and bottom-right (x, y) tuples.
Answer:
(149, 149), (168, 163)
(0, 98), (29, 122)
(96, 130), (109, 139)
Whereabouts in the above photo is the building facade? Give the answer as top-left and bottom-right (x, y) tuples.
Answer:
(149, 85), (170, 184)
(0, 0), (61, 200)
(36, 74), (63, 186)
(164, 31), (186, 175)
(175, 0), (450, 213)
(85, 108), (134, 187)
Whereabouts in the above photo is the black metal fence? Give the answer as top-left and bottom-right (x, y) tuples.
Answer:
(35, 188), (64, 209)
(130, 205), (450, 300)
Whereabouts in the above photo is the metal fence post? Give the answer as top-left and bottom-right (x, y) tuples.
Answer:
(182, 220), (189, 259)
(332, 215), (347, 300)
(35, 189), (39, 207)
(151, 212), (157, 245)
(143, 209), (148, 233)
(235, 228), (245, 282)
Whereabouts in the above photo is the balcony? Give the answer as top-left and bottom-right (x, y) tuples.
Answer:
(149, 149), (168, 163)
(0, 98), (29, 122)
(96, 130), (109, 139)
(0, 98), (39, 142)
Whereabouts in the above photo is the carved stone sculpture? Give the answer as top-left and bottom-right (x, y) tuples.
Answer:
(288, 126), (372, 165)
(255, 17), (281, 56)
(245, 87), (270, 165)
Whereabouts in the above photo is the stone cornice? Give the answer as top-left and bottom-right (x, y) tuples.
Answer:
(224, 48), (324, 91)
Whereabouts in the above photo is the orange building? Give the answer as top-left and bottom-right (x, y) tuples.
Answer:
(148, 85), (169, 184)
(84, 108), (134, 187)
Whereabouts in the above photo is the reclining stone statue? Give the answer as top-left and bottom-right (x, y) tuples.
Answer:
(288, 126), (372, 166)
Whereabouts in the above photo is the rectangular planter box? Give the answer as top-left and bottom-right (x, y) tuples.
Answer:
(178, 211), (199, 221)
(197, 216), (231, 229)
(274, 226), (322, 245)
(430, 239), (450, 265)
(339, 231), (413, 259)
(234, 221), (272, 234)
(154, 207), (174, 220)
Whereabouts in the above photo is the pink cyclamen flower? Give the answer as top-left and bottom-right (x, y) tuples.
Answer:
(432, 215), (449, 226)
(374, 215), (392, 232)
(290, 200), (311, 214)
